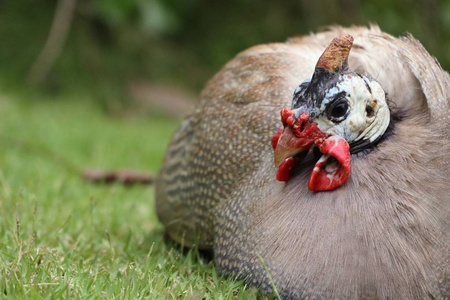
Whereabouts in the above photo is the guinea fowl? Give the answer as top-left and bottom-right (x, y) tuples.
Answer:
(155, 26), (450, 299)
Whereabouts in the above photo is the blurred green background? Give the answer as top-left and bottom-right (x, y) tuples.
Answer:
(0, 2), (449, 297)
(1, 0), (449, 111)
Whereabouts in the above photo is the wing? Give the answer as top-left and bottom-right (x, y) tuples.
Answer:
(155, 42), (324, 248)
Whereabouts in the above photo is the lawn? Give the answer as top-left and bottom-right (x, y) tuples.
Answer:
(0, 90), (260, 299)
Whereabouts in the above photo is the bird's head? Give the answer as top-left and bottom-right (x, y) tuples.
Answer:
(272, 34), (390, 191)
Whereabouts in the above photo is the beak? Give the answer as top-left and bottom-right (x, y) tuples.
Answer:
(272, 107), (328, 183)
(273, 108), (317, 167)
(272, 107), (351, 191)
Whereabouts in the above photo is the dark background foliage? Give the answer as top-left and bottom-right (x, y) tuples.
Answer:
(1, 0), (449, 109)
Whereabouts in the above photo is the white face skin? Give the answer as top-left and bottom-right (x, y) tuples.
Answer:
(312, 74), (390, 144)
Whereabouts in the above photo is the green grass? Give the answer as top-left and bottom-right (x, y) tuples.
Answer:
(0, 91), (260, 299)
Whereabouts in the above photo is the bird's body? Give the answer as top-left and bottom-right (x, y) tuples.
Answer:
(155, 26), (450, 299)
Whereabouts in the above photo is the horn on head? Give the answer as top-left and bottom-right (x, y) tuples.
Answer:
(315, 34), (354, 73)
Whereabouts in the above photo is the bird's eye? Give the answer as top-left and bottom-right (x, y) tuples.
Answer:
(326, 97), (349, 122)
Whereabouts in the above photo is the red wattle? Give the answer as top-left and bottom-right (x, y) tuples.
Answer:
(273, 110), (326, 168)
(308, 136), (351, 191)
(271, 128), (284, 150)
(276, 157), (298, 181)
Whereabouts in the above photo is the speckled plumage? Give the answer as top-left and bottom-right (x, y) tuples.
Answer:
(155, 26), (450, 299)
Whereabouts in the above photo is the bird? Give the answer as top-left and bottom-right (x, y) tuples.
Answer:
(155, 26), (450, 299)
